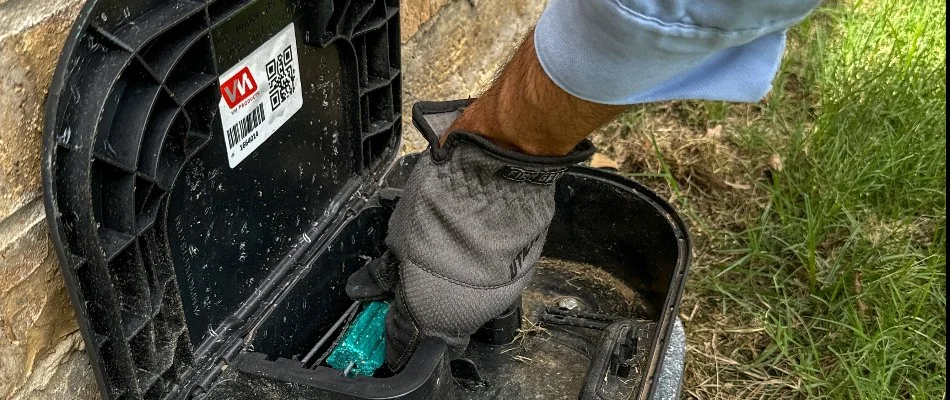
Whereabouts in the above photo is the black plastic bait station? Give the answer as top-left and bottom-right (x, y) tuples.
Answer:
(41, 0), (691, 399)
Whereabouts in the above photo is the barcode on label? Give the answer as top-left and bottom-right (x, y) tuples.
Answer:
(226, 103), (265, 149)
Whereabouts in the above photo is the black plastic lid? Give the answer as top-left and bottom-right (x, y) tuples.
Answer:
(41, 0), (402, 398)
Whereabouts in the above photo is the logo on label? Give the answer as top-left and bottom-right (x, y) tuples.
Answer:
(220, 66), (258, 109)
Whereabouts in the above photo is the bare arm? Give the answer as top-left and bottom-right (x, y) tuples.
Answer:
(446, 31), (628, 157)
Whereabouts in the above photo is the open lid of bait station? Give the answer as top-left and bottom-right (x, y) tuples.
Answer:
(42, 0), (403, 397)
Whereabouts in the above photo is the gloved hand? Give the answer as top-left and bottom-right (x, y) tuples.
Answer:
(346, 99), (594, 371)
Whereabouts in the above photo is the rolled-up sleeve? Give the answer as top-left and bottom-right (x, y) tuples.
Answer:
(534, 0), (821, 105)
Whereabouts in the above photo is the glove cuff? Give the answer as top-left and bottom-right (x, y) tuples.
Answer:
(411, 99), (596, 173)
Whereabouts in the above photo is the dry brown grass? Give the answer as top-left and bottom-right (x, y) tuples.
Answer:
(583, 2), (947, 398)
(588, 102), (801, 399)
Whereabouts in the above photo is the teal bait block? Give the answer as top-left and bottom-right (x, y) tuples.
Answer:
(326, 301), (390, 376)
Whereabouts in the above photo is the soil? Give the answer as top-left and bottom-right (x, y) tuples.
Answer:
(456, 257), (652, 400)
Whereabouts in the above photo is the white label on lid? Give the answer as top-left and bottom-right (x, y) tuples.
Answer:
(217, 22), (303, 168)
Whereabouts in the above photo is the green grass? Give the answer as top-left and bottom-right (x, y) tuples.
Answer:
(717, 1), (944, 398)
(631, 0), (946, 398)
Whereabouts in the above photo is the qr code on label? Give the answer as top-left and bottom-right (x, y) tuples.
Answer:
(267, 45), (296, 111)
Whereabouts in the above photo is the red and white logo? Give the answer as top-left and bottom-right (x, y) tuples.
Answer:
(220, 66), (258, 109)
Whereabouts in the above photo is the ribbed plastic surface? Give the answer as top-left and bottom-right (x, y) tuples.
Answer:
(41, 0), (402, 398)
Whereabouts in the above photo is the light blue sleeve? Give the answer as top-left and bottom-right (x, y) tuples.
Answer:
(534, 0), (821, 105)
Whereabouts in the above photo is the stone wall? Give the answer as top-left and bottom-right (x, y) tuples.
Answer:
(399, 0), (546, 152)
(0, 0), (544, 398)
(1, 1), (101, 398)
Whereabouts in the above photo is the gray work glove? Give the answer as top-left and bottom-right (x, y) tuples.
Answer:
(345, 99), (595, 371)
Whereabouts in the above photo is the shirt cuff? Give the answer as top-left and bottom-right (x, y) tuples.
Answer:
(534, 0), (818, 104)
